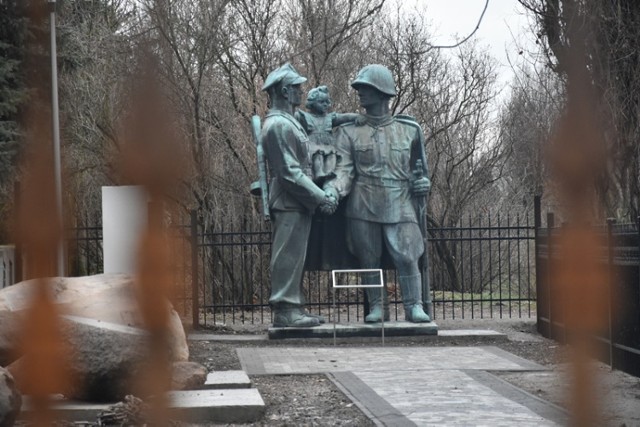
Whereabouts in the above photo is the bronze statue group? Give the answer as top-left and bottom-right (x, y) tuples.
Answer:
(259, 63), (431, 328)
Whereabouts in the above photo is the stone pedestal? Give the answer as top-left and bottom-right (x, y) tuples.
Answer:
(268, 321), (438, 340)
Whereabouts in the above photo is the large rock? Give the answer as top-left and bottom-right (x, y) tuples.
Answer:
(0, 274), (133, 312)
(0, 367), (21, 426)
(9, 316), (154, 402)
(171, 361), (208, 391)
(0, 312), (21, 367)
(0, 274), (188, 362)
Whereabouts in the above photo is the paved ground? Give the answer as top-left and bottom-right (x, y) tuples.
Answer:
(236, 345), (568, 426)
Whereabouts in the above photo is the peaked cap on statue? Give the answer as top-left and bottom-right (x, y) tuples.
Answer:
(262, 63), (307, 92)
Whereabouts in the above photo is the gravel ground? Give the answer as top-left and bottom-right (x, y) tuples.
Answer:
(188, 317), (640, 427)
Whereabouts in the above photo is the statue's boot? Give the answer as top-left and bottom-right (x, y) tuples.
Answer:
(400, 274), (431, 323)
(273, 306), (320, 328)
(302, 309), (326, 324)
(365, 280), (390, 323)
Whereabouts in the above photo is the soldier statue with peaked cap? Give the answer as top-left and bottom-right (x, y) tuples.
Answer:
(261, 63), (338, 327)
(324, 64), (432, 323)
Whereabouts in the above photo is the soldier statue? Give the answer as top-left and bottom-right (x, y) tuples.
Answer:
(324, 64), (432, 323)
(261, 63), (338, 328)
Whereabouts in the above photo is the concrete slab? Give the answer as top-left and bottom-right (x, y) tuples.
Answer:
(20, 389), (265, 424)
(438, 329), (506, 338)
(203, 370), (252, 389)
(168, 389), (265, 423)
(344, 369), (563, 426)
(237, 346), (546, 375)
(236, 346), (560, 426)
(189, 333), (268, 342)
(268, 321), (438, 339)
(20, 399), (111, 423)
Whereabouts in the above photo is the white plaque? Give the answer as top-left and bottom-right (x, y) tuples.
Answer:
(102, 186), (148, 274)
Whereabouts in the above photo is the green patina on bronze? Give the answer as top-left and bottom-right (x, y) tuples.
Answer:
(324, 64), (432, 323)
(260, 63), (337, 328)
(254, 63), (433, 327)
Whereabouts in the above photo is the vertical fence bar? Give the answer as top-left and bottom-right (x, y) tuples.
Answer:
(546, 212), (555, 338)
(516, 213), (522, 318)
(231, 227), (237, 323)
(606, 218), (615, 369)
(13, 182), (22, 283)
(637, 216), (640, 354)
(534, 196), (542, 332)
(453, 224), (457, 320)
(498, 213), (503, 318)
(460, 218), (465, 318)
(508, 213), (512, 318)
(479, 215), (485, 318)
(203, 228), (209, 327)
(259, 227), (264, 324)
(190, 210), (199, 329)
(526, 214), (538, 317)
(469, 215), (474, 319)
(488, 212), (493, 319)
(222, 223), (227, 325)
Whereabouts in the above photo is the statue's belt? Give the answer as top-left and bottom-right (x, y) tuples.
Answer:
(356, 174), (410, 188)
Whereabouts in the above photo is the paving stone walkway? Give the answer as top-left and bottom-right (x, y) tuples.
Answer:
(237, 346), (568, 426)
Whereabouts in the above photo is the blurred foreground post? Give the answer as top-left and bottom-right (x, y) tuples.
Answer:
(48, 0), (64, 277)
(549, 34), (611, 427)
(121, 47), (187, 423)
(16, 1), (73, 423)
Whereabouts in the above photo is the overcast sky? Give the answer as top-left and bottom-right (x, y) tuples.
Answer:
(419, 0), (536, 98)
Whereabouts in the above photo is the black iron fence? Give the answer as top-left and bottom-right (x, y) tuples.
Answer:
(194, 210), (536, 326)
(63, 217), (194, 321)
(58, 207), (537, 326)
(1, 245), (15, 289)
(67, 221), (103, 278)
(536, 207), (640, 378)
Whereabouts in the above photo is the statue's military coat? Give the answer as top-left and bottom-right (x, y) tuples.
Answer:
(330, 116), (427, 223)
(261, 109), (326, 306)
(262, 110), (326, 212)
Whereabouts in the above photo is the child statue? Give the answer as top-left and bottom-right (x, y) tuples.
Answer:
(295, 85), (360, 184)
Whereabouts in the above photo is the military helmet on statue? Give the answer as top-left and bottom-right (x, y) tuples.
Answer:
(350, 64), (396, 97)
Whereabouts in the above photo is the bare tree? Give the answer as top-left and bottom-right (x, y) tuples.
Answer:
(56, 0), (141, 219)
(284, 0), (385, 86)
(518, 0), (640, 220)
(498, 65), (564, 212)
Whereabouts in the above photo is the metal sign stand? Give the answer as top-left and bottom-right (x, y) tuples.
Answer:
(331, 269), (385, 346)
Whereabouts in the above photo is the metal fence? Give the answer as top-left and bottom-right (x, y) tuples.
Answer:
(194, 210), (536, 327)
(67, 221), (103, 278)
(57, 208), (537, 326)
(63, 217), (195, 322)
(536, 211), (640, 378)
(0, 245), (15, 289)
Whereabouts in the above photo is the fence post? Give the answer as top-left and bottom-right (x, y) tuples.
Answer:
(190, 210), (199, 329)
(546, 212), (555, 339)
(534, 195), (542, 333)
(606, 218), (616, 370)
(13, 181), (22, 284)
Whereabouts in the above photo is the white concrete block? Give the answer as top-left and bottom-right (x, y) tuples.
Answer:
(203, 371), (251, 389)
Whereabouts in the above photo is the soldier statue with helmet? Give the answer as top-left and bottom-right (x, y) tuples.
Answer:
(260, 63), (338, 327)
(324, 64), (432, 323)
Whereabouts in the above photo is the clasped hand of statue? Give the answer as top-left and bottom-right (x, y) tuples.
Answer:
(411, 176), (431, 196)
(319, 190), (338, 215)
